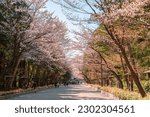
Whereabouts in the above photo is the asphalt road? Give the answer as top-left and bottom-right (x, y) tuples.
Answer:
(9, 85), (117, 100)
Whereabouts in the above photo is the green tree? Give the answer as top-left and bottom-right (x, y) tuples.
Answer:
(0, 0), (32, 88)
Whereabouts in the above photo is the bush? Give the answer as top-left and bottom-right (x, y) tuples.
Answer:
(90, 85), (150, 100)
(144, 81), (150, 92)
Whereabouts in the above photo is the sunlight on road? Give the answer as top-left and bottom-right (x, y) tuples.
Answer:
(58, 85), (117, 100)
(9, 85), (117, 100)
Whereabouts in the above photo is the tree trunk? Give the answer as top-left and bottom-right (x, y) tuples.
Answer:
(10, 57), (21, 88)
(110, 70), (123, 89)
(90, 46), (124, 88)
(95, 49), (124, 89)
(82, 72), (91, 84)
(125, 74), (130, 90)
(119, 53), (130, 89)
(129, 78), (134, 91)
(104, 25), (146, 97)
(100, 58), (103, 86)
(119, 43), (146, 97)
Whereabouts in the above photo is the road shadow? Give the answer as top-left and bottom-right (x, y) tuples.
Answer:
(9, 85), (117, 100)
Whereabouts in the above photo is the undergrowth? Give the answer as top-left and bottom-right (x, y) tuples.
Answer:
(92, 85), (150, 100)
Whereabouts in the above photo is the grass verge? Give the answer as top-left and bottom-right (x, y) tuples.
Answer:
(0, 85), (53, 99)
(91, 85), (150, 100)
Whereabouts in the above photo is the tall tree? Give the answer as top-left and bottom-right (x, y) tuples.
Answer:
(52, 0), (150, 97)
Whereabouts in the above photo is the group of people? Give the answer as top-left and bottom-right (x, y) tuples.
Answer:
(54, 82), (69, 88)
(54, 83), (60, 88)
(64, 82), (69, 87)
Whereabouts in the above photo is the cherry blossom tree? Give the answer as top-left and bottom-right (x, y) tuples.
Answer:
(52, 0), (150, 97)
(0, 0), (69, 89)
(92, 0), (149, 97)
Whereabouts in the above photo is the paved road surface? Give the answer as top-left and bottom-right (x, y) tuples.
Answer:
(9, 85), (117, 100)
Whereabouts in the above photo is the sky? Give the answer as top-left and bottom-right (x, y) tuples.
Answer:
(45, 0), (98, 59)
(45, 1), (94, 78)
(46, 1), (98, 34)
(46, 1), (79, 34)
(46, 1), (84, 58)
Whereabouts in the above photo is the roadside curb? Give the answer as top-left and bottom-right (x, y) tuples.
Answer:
(88, 84), (120, 100)
(0, 85), (54, 100)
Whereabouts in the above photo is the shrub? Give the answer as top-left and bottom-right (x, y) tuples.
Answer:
(144, 81), (150, 92)
(91, 85), (150, 100)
